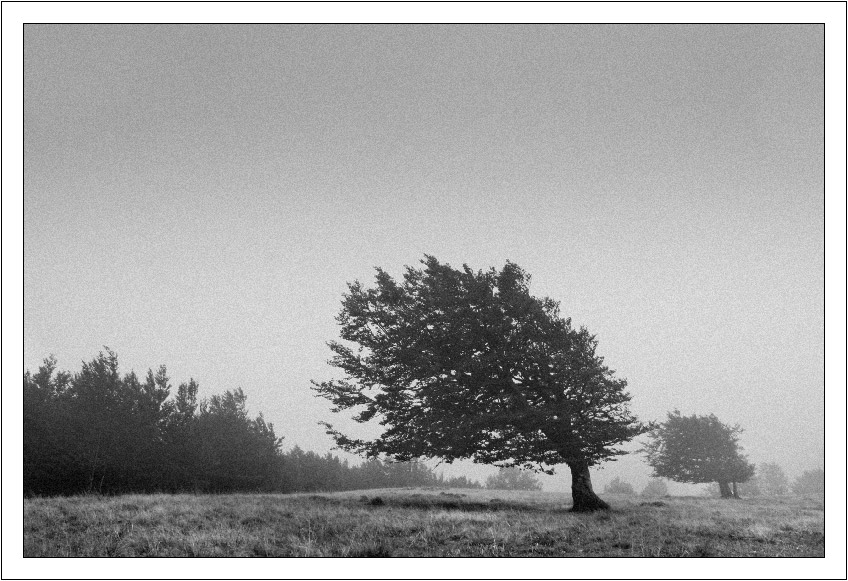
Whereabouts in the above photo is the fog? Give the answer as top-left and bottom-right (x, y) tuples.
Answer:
(23, 24), (825, 494)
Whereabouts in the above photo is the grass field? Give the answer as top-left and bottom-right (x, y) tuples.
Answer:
(23, 488), (824, 557)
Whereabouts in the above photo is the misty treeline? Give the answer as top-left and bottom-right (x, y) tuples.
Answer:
(484, 467), (543, 491)
(23, 351), (481, 497)
(703, 464), (824, 498)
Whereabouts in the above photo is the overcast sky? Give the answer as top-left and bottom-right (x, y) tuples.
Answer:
(24, 24), (824, 490)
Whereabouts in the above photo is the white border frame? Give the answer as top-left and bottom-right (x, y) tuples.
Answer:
(4, 3), (845, 579)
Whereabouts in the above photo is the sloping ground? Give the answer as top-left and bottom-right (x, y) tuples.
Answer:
(24, 488), (824, 557)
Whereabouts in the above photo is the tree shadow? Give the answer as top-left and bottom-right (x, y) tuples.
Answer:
(358, 494), (572, 514)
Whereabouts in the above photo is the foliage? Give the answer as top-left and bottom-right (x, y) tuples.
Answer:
(24, 350), (482, 496)
(737, 463), (789, 497)
(277, 449), (482, 493)
(603, 476), (635, 495)
(436, 474), (483, 489)
(24, 350), (282, 495)
(485, 467), (543, 491)
(642, 410), (754, 497)
(792, 468), (824, 495)
(755, 463), (789, 496)
(313, 256), (646, 510)
(640, 478), (669, 497)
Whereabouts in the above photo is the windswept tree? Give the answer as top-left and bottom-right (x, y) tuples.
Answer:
(643, 410), (754, 498)
(312, 256), (646, 511)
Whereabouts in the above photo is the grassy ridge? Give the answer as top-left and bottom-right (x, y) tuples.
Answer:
(24, 488), (824, 557)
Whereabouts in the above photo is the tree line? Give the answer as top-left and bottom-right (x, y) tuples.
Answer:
(23, 350), (480, 497)
(311, 257), (825, 508)
(26, 257), (824, 507)
(708, 464), (823, 498)
(642, 410), (824, 499)
(603, 463), (824, 499)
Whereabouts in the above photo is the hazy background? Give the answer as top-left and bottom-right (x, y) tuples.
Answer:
(24, 24), (823, 492)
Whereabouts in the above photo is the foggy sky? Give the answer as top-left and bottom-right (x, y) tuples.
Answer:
(23, 24), (824, 490)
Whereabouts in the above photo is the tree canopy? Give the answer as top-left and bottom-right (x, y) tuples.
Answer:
(642, 410), (754, 498)
(313, 256), (646, 510)
(24, 350), (483, 496)
(24, 350), (283, 495)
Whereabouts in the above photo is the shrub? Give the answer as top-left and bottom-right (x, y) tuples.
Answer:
(604, 477), (635, 495)
(640, 478), (669, 497)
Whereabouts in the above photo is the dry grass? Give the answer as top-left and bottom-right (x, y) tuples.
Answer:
(23, 488), (824, 557)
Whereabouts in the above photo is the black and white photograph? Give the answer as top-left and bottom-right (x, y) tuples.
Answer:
(4, 2), (845, 579)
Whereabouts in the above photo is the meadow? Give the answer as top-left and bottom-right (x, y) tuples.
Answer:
(23, 488), (824, 557)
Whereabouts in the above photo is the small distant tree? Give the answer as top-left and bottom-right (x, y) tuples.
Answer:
(642, 410), (754, 499)
(603, 476), (634, 495)
(756, 462), (789, 496)
(792, 468), (824, 495)
(485, 467), (543, 491)
(640, 478), (669, 497)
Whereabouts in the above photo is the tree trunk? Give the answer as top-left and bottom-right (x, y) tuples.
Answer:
(567, 462), (610, 512)
(732, 481), (739, 499)
(718, 480), (732, 498)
